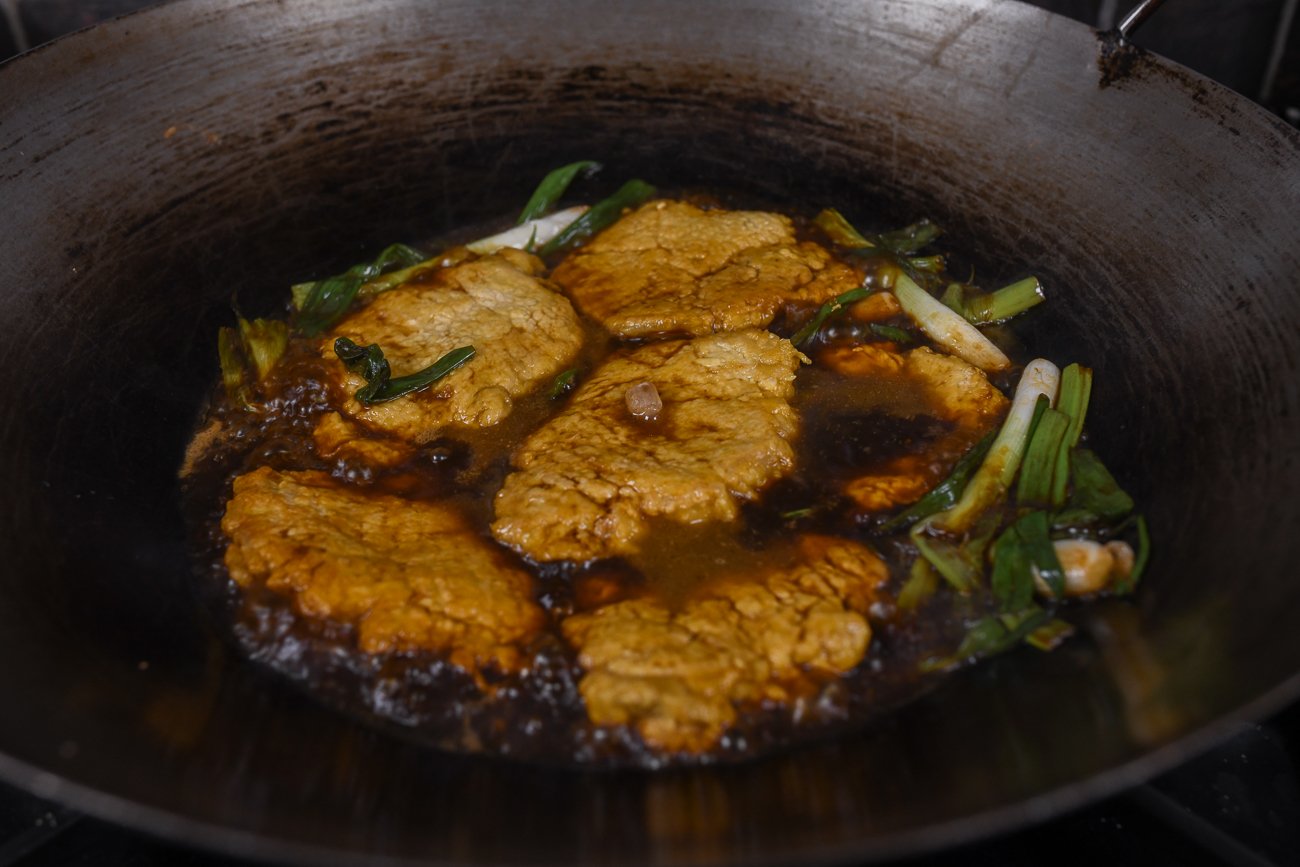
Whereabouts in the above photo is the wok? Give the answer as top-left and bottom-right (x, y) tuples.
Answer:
(0, 0), (1297, 863)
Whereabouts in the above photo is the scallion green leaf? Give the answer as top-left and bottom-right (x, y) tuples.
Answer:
(1114, 514), (1151, 594)
(549, 368), (578, 399)
(868, 323), (914, 344)
(905, 254), (946, 273)
(960, 276), (1045, 325)
(813, 208), (870, 248)
(1132, 514), (1151, 584)
(911, 529), (978, 593)
(218, 326), (249, 404)
(353, 257), (439, 299)
(939, 282), (966, 314)
(790, 286), (873, 347)
(875, 219), (942, 255)
(517, 161), (601, 224)
(991, 521), (1034, 612)
(1018, 405), (1071, 507)
(910, 510), (999, 593)
(1057, 363), (1093, 450)
(878, 432), (995, 533)
(296, 243), (427, 336)
(1025, 617), (1075, 651)
(813, 211), (941, 256)
(1069, 448), (1135, 521)
(333, 337), (474, 405)
(1050, 508), (1103, 529)
(236, 317), (289, 382)
(898, 558), (940, 611)
(920, 606), (1051, 672)
(990, 512), (1064, 610)
(540, 179), (657, 256)
(1019, 511), (1065, 598)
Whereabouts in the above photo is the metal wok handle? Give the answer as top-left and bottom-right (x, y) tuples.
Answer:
(1117, 0), (1171, 41)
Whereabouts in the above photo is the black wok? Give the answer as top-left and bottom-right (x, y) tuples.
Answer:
(0, 0), (1297, 863)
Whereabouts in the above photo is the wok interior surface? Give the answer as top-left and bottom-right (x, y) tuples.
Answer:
(0, 0), (1297, 863)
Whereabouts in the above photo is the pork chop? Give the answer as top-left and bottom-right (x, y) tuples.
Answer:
(491, 329), (804, 562)
(818, 344), (1009, 512)
(562, 535), (889, 753)
(222, 467), (544, 676)
(322, 248), (584, 443)
(550, 200), (862, 338)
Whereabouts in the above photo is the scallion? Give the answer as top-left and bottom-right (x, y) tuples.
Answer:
(540, 179), (657, 256)
(898, 558), (941, 612)
(549, 368), (578, 399)
(218, 326), (249, 404)
(940, 283), (966, 314)
(905, 254), (946, 273)
(927, 359), (1061, 536)
(813, 208), (870, 248)
(1114, 514), (1151, 594)
(334, 337), (475, 405)
(1133, 514), (1151, 585)
(911, 527), (979, 593)
(1017, 405), (1071, 507)
(920, 606), (1051, 672)
(990, 521), (1034, 612)
(868, 323), (914, 344)
(990, 511), (1064, 609)
(1068, 448), (1135, 521)
(1019, 511), (1066, 598)
(517, 161), (600, 224)
(1057, 363), (1093, 449)
(878, 432), (995, 533)
(874, 219), (942, 255)
(1025, 618), (1075, 651)
(961, 276), (1045, 325)
(790, 286), (873, 347)
(893, 271), (1011, 372)
(467, 205), (590, 257)
(296, 243), (427, 336)
(236, 317), (289, 382)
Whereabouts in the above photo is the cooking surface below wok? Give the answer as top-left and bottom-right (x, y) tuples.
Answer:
(0, 0), (1297, 864)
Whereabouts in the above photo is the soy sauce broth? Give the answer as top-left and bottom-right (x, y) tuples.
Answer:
(182, 193), (1021, 767)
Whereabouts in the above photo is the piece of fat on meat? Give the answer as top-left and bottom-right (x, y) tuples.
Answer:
(491, 329), (804, 563)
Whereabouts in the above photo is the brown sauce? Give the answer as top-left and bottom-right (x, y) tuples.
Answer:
(182, 198), (1018, 767)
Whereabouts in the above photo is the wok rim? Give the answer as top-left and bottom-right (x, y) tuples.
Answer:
(1, 673), (1296, 866)
(1, 0), (1298, 863)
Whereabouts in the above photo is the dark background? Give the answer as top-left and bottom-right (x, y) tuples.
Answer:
(0, 1), (1297, 866)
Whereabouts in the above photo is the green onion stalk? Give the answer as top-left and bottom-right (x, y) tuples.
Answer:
(924, 358), (1061, 538)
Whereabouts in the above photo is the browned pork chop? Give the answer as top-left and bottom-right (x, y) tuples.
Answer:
(550, 200), (862, 338)
(818, 344), (1009, 512)
(561, 535), (889, 753)
(491, 330), (804, 562)
(322, 248), (584, 443)
(222, 467), (544, 676)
